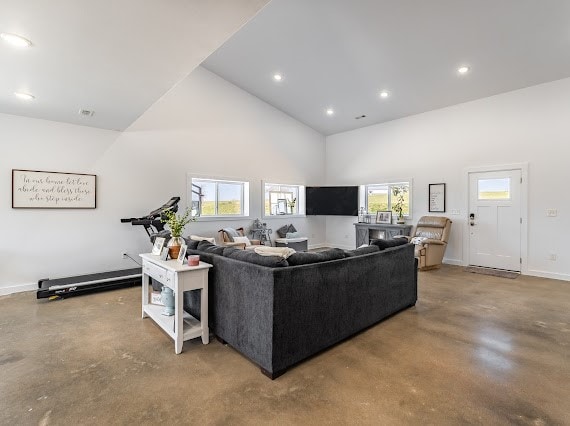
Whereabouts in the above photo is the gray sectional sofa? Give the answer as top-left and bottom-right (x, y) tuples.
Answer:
(183, 239), (417, 379)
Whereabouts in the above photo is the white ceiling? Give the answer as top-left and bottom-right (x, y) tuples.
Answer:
(0, 0), (268, 131)
(203, 0), (570, 136)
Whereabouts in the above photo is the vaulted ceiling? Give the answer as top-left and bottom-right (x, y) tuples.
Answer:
(204, 0), (570, 135)
(0, 0), (268, 130)
(2, 0), (570, 135)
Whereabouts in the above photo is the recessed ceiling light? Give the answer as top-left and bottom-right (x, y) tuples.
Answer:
(379, 90), (390, 99)
(326, 108), (334, 116)
(273, 73), (283, 82)
(14, 92), (35, 100)
(457, 66), (470, 74)
(1, 33), (32, 48)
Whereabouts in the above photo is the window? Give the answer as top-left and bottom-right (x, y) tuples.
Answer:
(263, 182), (305, 216)
(362, 181), (412, 218)
(188, 176), (250, 218)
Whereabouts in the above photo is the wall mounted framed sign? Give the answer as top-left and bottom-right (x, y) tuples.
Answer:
(12, 169), (96, 209)
(429, 183), (446, 212)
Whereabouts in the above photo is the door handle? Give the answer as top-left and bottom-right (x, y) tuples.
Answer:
(469, 213), (475, 226)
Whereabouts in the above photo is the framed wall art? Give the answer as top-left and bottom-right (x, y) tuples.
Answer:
(12, 169), (96, 209)
(429, 183), (446, 212)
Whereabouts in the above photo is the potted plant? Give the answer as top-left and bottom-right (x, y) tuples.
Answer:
(392, 185), (408, 224)
(161, 208), (196, 259)
(287, 197), (297, 214)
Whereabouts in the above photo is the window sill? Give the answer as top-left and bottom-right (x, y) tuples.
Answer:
(195, 215), (251, 222)
(262, 214), (306, 220)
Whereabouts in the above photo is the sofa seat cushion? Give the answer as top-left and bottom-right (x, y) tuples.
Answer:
(223, 247), (289, 267)
(344, 245), (380, 257)
(287, 248), (346, 266)
(370, 238), (409, 251)
(197, 240), (225, 255)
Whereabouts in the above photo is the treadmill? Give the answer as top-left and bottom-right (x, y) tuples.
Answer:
(36, 197), (180, 299)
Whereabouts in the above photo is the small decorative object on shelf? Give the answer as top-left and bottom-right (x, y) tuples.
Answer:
(359, 207), (365, 223)
(392, 185), (408, 224)
(162, 208), (196, 259)
(160, 286), (175, 316)
(287, 197), (297, 214)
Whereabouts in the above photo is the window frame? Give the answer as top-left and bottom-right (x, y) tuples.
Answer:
(361, 179), (413, 219)
(187, 174), (250, 221)
(262, 181), (306, 218)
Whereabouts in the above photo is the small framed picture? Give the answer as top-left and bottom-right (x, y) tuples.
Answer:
(376, 211), (392, 224)
(152, 237), (166, 255)
(429, 183), (446, 212)
(177, 244), (187, 264)
(159, 246), (169, 261)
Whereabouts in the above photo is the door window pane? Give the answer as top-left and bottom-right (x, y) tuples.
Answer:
(478, 178), (510, 200)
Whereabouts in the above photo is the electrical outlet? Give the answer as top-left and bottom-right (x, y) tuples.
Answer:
(546, 209), (558, 217)
(549, 253), (557, 261)
(122, 252), (128, 259)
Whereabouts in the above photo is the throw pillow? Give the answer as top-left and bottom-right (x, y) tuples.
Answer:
(370, 238), (408, 251)
(232, 236), (251, 246)
(287, 224), (297, 234)
(183, 238), (200, 250)
(190, 235), (215, 244)
(276, 224), (289, 238)
(285, 231), (301, 239)
(344, 245), (380, 257)
(197, 240), (225, 255)
(222, 227), (241, 242)
(224, 248), (289, 267)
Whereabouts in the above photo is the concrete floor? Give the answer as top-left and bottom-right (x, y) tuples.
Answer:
(1, 265), (569, 425)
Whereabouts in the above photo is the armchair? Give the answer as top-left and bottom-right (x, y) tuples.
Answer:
(218, 227), (261, 250)
(403, 216), (452, 270)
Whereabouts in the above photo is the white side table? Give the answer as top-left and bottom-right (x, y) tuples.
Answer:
(140, 253), (212, 354)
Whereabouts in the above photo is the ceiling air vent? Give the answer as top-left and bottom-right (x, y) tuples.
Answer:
(355, 115), (366, 120)
(78, 109), (95, 117)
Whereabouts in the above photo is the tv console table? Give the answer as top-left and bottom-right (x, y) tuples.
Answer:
(354, 223), (412, 247)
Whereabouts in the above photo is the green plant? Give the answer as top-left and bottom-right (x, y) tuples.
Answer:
(392, 185), (408, 220)
(161, 208), (196, 237)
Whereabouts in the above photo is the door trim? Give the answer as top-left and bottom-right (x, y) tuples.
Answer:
(463, 163), (528, 274)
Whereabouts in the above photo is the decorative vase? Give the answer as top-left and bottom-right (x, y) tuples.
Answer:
(160, 286), (175, 316)
(167, 236), (184, 259)
(397, 215), (405, 224)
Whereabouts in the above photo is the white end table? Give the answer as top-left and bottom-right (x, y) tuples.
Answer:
(140, 253), (212, 354)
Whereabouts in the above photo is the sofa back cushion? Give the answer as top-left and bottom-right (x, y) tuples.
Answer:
(287, 248), (346, 266)
(223, 247), (289, 267)
(344, 245), (380, 257)
(197, 240), (225, 255)
(370, 238), (409, 251)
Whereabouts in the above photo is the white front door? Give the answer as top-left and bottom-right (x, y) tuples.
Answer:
(468, 169), (521, 271)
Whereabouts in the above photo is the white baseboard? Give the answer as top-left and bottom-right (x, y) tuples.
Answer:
(526, 269), (570, 282)
(308, 242), (327, 250)
(443, 258), (463, 266)
(0, 282), (36, 296)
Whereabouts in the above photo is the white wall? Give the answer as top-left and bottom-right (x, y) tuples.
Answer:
(325, 77), (570, 281)
(1, 66), (326, 294)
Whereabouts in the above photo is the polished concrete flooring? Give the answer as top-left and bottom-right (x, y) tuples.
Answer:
(1, 265), (569, 425)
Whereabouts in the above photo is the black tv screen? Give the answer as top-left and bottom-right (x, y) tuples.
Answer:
(306, 186), (359, 216)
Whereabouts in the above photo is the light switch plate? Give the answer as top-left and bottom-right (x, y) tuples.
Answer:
(451, 209), (461, 215)
(546, 209), (558, 217)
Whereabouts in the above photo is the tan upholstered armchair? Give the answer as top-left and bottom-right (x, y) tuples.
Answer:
(403, 216), (452, 270)
(217, 227), (261, 250)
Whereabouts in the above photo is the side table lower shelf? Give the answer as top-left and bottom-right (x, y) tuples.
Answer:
(143, 304), (202, 341)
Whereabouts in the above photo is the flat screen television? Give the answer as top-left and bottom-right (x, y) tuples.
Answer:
(305, 186), (359, 216)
